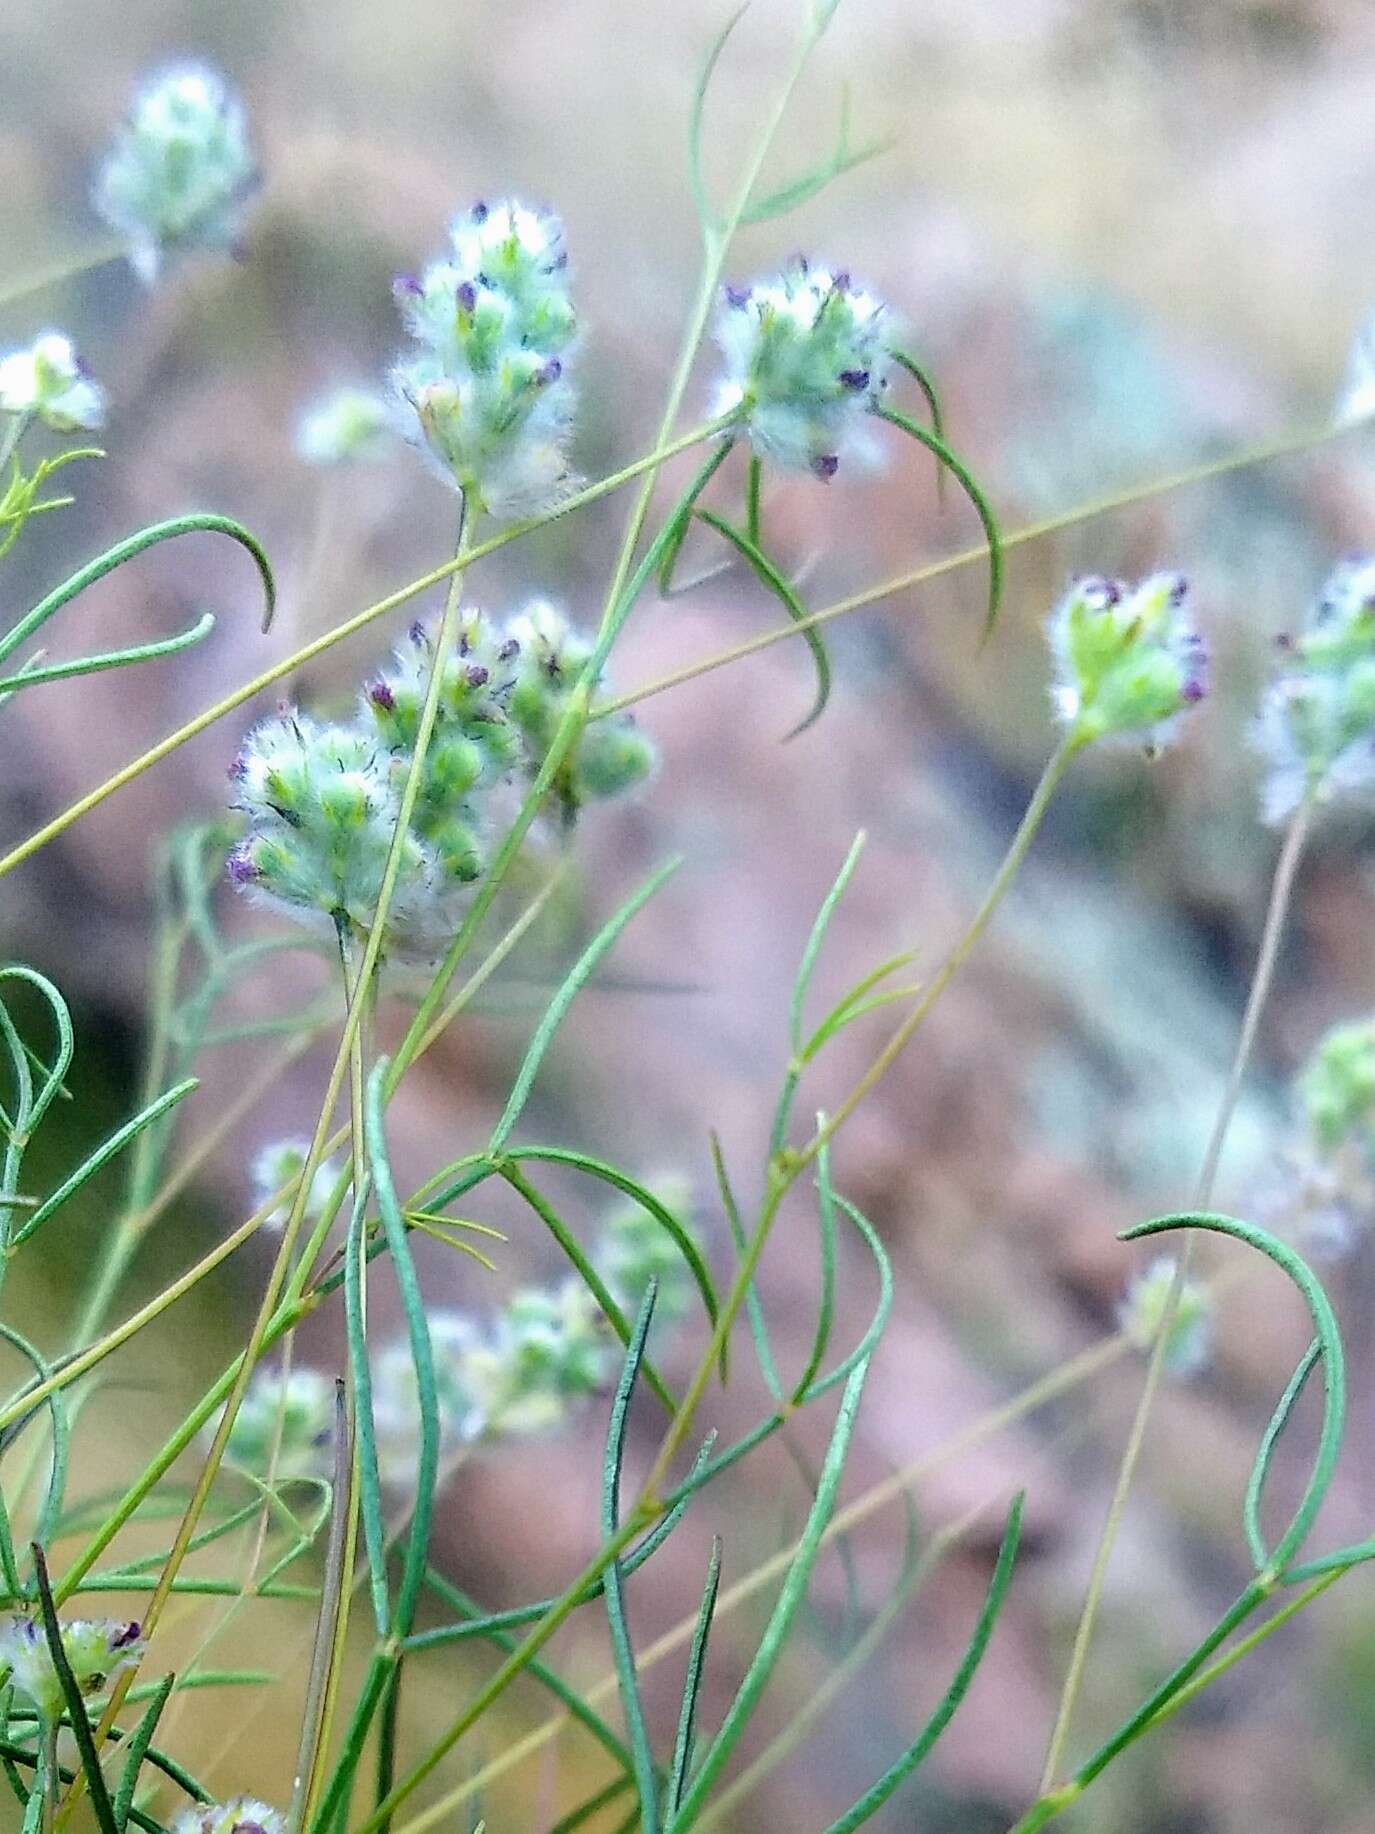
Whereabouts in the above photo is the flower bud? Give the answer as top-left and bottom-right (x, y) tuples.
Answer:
(94, 65), (259, 283)
(1046, 572), (1207, 748)
(1117, 1256), (1213, 1377)
(295, 386), (395, 466)
(0, 332), (105, 432)
(1254, 555), (1375, 823)
(0, 1614), (144, 1723)
(713, 259), (893, 476)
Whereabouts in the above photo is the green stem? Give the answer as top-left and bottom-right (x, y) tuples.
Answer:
(1037, 800), (1313, 1795)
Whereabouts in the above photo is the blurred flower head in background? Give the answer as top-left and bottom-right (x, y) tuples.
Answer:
(94, 64), (258, 283)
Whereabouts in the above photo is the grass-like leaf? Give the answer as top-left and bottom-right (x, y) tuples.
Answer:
(740, 86), (893, 226)
(1245, 1337), (1322, 1573)
(0, 1323), (69, 1551)
(1123, 1211), (1345, 1576)
(874, 404), (1004, 636)
(696, 507), (830, 736)
(112, 1672), (172, 1834)
(498, 1162), (679, 1416)
(366, 1061), (440, 1635)
(688, 3), (750, 237)
(11, 1078), (197, 1248)
(487, 858), (681, 1156)
(0, 514), (276, 675)
(666, 1358), (871, 1830)
(818, 1494), (1024, 1833)
(601, 1284), (662, 1833)
(0, 613), (216, 695)
(344, 1189), (390, 1638)
(710, 1131), (780, 1399)
(506, 1146), (719, 1338)
(30, 1542), (120, 1834)
(666, 1535), (722, 1818)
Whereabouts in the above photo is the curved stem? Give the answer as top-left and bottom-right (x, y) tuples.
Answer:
(1037, 798), (1313, 1794)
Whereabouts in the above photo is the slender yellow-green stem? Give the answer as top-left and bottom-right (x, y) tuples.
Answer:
(635, 729), (1081, 1518)
(1037, 796), (1314, 1794)
(596, 418), (1354, 721)
(0, 236), (126, 308)
(53, 514), (477, 1828)
(0, 421), (723, 886)
(385, 1333), (1143, 1834)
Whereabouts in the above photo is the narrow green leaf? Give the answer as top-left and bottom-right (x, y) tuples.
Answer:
(499, 1162), (679, 1417)
(601, 1285), (661, 1833)
(488, 858), (680, 1155)
(0, 613), (216, 695)
(113, 1672), (173, 1834)
(401, 1434), (718, 1654)
(0, 1324), (69, 1550)
(666, 1536), (722, 1817)
(11, 1078), (198, 1247)
(696, 507), (830, 736)
(1123, 1211), (1345, 1576)
(772, 833), (866, 1155)
(799, 1195), (892, 1404)
(873, 404), (1003, 637)
(0, 966), (74, 1144)
(740, 87), (892, 226)
(710, 1131), (779, 1398)
(30, 1543), (120, 1834)
(656, 439), (735, 596)
(506, 1147), (719, 1341)
(344, 1190), (390, 1637)
(420, 1567), (634, 1775)
(791, 1135), (838, 1403)
(817, 1495), (1024, 1834)
(688, 3), (750, 236)
(366, 1062), (440, 1636)
(666, 1359), (871, 1830)
(549, 1776), (634, 1834)
(1245, 1338), (1321, 1573)
(0, 513), (275, 672)
(801, 948), (921, 1063)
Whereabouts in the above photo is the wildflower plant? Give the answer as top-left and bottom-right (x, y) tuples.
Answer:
(1, 11), (1375, 1834)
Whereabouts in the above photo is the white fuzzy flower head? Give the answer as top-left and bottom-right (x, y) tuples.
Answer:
(505, 599), (656, 814)
(228, 708), (470, 953)
(295, 386), (395, 467)
(0, 332), (105, 433)
(250, 1138), (343, 1231)
(216, 1365), (336, 1485)
(1298, 1016), (1375, 1156)
(95, 65), (259, 283)
(170, 1799), (286, 1834)
(477, 1280), (612, 1436)
(1046, 571), (1208, 749)
(713, 259), (893, 479)
(0, 1614), (144, 1723)
(1254, 555), (1375, 824)
(1118, 1256), (1213, 1377)
(392, 198), (578, 518)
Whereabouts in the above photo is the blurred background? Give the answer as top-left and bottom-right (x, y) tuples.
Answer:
(5, 0), (1375, 1828)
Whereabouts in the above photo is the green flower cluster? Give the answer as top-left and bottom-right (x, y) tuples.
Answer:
(227, 601), (653, 954)
(1254, 555), (1375, 823)
(1047, 572), (1208, 749)
(0, 1614), (144, 1723)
